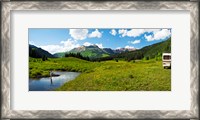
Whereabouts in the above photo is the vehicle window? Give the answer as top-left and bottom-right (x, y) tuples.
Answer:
(163, 55), (171, 60)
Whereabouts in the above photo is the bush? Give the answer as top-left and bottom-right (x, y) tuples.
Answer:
(128, 74), (134, 78)
(144, 56), (149, 60)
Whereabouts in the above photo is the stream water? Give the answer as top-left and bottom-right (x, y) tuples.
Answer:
(29, 71), (80, 91)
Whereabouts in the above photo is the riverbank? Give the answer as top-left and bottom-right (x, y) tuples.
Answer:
(29, 57), (98, 78)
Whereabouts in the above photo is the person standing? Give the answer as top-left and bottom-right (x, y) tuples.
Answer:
(50, 71), (53, 85)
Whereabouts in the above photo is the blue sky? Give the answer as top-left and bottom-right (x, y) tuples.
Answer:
(29, 28), (171, 54)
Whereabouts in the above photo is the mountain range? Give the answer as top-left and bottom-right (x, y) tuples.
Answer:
(29, 37), (171, 60)
(54, 45), (136, 58)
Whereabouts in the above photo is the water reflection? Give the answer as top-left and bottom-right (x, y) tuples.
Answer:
(50, 77), (53, 85)
(29, 71), (80, 91)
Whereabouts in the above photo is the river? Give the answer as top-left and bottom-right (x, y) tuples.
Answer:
(29, 71), (80, 91)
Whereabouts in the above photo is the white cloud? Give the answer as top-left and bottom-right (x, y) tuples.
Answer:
(153, 29), (171, 40)
(125, 45), (135, 49)
(118, 29), (166, 38)
(69, 29), (88, 40)
(40, 45), (65, 54)
(126, 29), (145, 37)
(69, 29), (102, 40)
(110, 29), (117, 36)
(145, 29), (171, 41)
(83, 42), (92, 46)
(144, 34), (154, 41)
(144, 29), (160, 33)
(130, 40), (141, 44)
(96, 43), (103, 48)
(118, 29), (145, 37)
(88, 29), (102, 38)
(118, 29), (127, 37)
(29, 41), (35, 45)
(60, 39), (80, 50)
(40, 39), (80, 54)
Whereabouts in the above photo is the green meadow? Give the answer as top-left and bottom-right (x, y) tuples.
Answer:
(29, 57), (171, 91)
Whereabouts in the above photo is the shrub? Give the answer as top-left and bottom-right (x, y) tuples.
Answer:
(129, 74), (134, 78)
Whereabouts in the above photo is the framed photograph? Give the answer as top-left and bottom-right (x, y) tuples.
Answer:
(29, 28), (172, 91)
(1, 1), (199, 119)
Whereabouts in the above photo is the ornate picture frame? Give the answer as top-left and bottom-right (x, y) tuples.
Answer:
(1, 1), (199, 119)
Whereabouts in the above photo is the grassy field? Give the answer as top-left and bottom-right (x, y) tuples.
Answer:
(29, 57), (171, 91)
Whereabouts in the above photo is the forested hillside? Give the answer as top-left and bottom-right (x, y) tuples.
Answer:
(29, 45), (55, 58)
